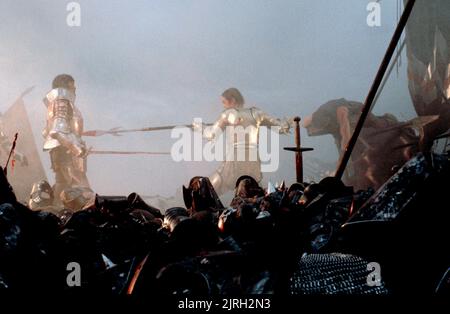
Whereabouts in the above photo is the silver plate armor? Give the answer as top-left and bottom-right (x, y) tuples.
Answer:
(203, 107), (291, 145)
(200, 106), (291, 195)
(42, 87), (90, 200)
(43, 88), (85, 156)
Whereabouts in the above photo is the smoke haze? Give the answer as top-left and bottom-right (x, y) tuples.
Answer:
(0, 0), (417, 199)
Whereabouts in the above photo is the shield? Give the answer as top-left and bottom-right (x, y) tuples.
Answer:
(1, 88), (48, 203)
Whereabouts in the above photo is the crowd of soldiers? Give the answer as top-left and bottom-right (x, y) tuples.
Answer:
(0, 76), (449, 298)
(0, 149), (449, 296)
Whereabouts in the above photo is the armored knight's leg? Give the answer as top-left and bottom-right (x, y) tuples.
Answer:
(70, 167), (91, 190)
(78, 171), (90, 188)
(210, 160), (263, 196)
(236, 160), (263, 186)
(50, 148), (71, 203)
(53, 168), (71, 204)
(209, 163), (227, 196)
(71, 152), (91, 188)
(209, 161), (250, 196)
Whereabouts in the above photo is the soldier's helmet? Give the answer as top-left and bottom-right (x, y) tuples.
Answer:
(234, 175), (264, 198)
(29, 180), (54, 210)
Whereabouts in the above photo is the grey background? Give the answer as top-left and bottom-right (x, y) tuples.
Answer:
(0, 0), (416, 197)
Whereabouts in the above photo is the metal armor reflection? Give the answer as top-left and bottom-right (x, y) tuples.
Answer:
(201, 106), (291, 195)
(43, 87), (91, 201)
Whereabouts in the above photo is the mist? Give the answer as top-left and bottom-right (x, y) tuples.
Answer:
(0, 0), (417, 198)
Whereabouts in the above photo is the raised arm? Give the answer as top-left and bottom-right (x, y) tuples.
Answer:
(194, 110), (230, 141)
(251, 107), (291, 134)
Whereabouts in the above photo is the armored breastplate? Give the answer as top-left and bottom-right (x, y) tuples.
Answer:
(43, 88), (83, 150)
(224, 108), (259, 149)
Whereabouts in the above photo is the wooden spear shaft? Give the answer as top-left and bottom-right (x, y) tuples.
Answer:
(335, 0), (416, 179)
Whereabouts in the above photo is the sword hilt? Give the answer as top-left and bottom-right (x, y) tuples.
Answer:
(283, 117), (314, 183)
(294, 117), (302, 183)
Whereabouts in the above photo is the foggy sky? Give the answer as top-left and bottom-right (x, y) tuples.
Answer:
(0, 0), (416, 198)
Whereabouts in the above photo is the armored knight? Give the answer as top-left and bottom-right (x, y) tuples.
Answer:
(194, 88), (291, 195)
(42, 74), (91, 201)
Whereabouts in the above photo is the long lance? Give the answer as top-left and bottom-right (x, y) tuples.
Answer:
(83, 123), (213, 137)
(88, 150), (171, 156)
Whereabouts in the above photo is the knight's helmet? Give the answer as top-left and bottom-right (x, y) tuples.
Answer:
(28, 180), (54, 210)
